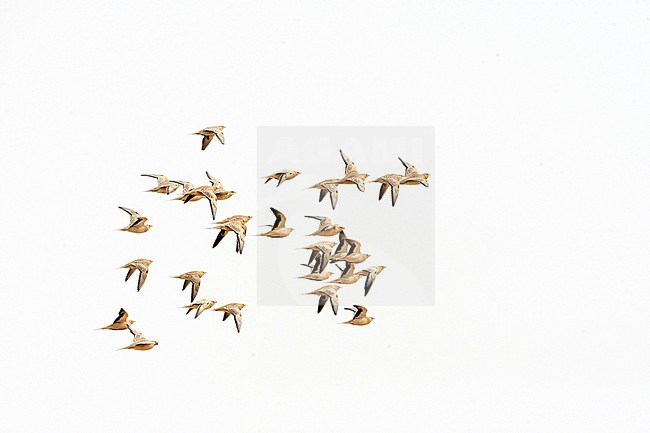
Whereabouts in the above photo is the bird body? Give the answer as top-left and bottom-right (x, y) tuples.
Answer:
(330, 239), (370, 264)
(180, 299), (216, 319)
(119, 324), (158, 350)
(263, 170), (301, 187)
(211, 215), (252, 253)
(303, 285), (341, 315)
(342, 305), (374, 326)
(305, 215), (345, 237)
(141, 174), (179, 194)
(118, 206), (152, 233)
(120, 258), (152, 292)
(360, 265), (386, 296)
(398, 157), (430, 187)
(338, 150), (369, 192)
(194, 126), (225, 150)
(371, 174), (404, 207)
(172, 271), (206, 302)
(212, 303), (246, 333)
(308, 179), (341, 210)
(258, 208), (293, 238)
(98, 308), (134, 331)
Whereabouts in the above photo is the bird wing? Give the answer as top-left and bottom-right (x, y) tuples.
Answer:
(213, 229), (227, 248)
(113, 308), (128, 324)
(234, 313), (242, 333)
(330, 295), (339, 315)
(353, 305), (367, 319)
(317, 295), (328, 314)
(390, 182), (400, 207)
(328, 186), (339, 210)
(119, 206), (138, 217)
(270, 207), (286, 229)
(205, 171), (223, 188)
(277, 173), (287, 186)
(378, 183), (388, 201)
(201, 134), (214, 150)
(137, 268), (148, 292)
(346, 239), (362, 254)
(398, 157), (417, 175)
(318, 189), (327, 202)
(340, 149), (358, 175)
(222, 311), (231, 321)
(215, 129), (225, 145)
(364, 272), (377, 296)
(335, 232), (347, 254)
(124, 267), (136, 282)
(342, 262), (354, 277)
(191, 280), (200, 302)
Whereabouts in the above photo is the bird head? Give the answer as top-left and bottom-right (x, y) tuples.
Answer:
(145, 225), (153, 231)
(127, 320), (135, 325)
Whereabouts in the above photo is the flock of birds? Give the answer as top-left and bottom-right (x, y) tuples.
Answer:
(100, 126), (431, 351)
(257, 148), (429, 325)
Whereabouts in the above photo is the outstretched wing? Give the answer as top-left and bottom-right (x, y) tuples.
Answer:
(270, 207), (286, 229)
(113, 308), (128, 324)
(201, 134), (214, 150)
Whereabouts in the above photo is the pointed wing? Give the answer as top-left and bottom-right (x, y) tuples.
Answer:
(330, 295), (339, 315)
(307, 249), (319, 266)
(398, 157), (417, 175)
(390, 182), (400, 207)
(182, 279), (190, 291)
(378, 183), (388, 201)
(340, 150), (357, 175)
(317, 295), (327, 314)
(342, 262), (354, 277)
(318, 189), (327, 202)
(215, 129), (225, 145)
(364, 272), (377, 296)
(124, 267), (136, 282)
(234, 313), (242, 333)
(312, 254), (323, 274)
(222, 311), (231, 321)
(191, 280), (200, 302)
(277, 173), (287, 186)
(329, 187), (338, 210)
(353, 305), (367, 319)
(335, 232), (348, 254)
(113, 308), (128, 324)
(201, 134), (214, 150)
(346, 239), (361, 254)
(137, 268), (148, 292)
(213, 229), (227, 248)
(270, 208), (286, 229)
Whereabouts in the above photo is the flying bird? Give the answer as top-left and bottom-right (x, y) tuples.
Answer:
(118, 207), (152, 233)
(180, 299), (216, 319)
(298, 255), (334, 281)
(330, 239), (370, 264)
(303, 285), (341, 315)
(210, 215), (252, 253)
(212, 303), (246, 333)
(307, 179), (341, 210)
(172, 271), (206, 302)
(305, 215), (345, 237)
(263, 170), (301, 187)
(257, 208), (294, 238)
(141, 174), (179, 195)
(193, 126), (225, 150)
(120, 259), (153, 292)
(371, 174), (404, 207)
(330, 262), (365, 285)
(301, 241), (337, 268)
(97, 308), (134, 331)
(169, 180), (195, 195)
(118, 324), (158, 351)
(359, 265), (386, 296)
(398, 157), (430, 187)
(337, 149), (369, 192)
(342, 305), (374, 326)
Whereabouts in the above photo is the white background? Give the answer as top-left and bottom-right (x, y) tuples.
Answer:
(1, 1), (649, 432)
(257, 126), (434, 306)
